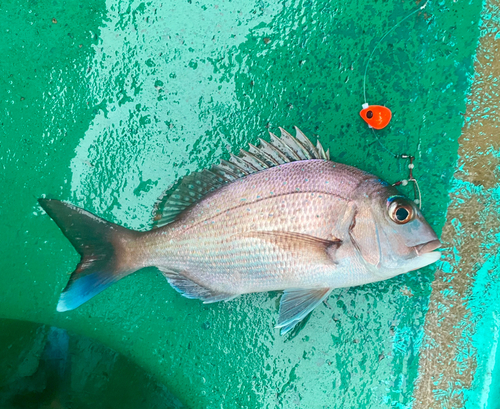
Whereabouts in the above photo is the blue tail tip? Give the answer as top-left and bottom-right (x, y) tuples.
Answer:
(56, 274), (112, 312)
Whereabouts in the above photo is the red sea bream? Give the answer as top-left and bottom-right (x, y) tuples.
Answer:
(39, 128), (441, 334)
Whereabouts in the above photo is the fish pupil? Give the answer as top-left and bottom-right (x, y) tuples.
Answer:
(366, 110), (373, 119)
(396, 207), (409, 221)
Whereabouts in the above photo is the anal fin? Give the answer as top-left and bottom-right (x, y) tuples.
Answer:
(277, 288), (332, 335)
(160, 269), (237, 303)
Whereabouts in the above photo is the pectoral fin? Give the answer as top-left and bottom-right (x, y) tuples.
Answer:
(277, 288), (333, 335)
(243, 231), (342, 264)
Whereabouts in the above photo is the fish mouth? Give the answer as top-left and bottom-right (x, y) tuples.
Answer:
(414, 239), (441, 256)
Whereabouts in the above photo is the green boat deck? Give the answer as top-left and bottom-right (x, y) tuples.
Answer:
(1, 0), (498, 407)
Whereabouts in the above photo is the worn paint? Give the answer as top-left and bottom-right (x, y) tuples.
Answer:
(0, 0), (488, 407)
(413, 0), (500, 407)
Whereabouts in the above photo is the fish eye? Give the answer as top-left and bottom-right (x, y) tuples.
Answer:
(387, 198), (414, 224)
(366, 110), (373, 119)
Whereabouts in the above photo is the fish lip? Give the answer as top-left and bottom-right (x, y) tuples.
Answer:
(414, 239), (441, 256)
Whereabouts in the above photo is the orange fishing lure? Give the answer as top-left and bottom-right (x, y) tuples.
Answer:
(360, 1), (428, 131)
(359, 104), (392, 130)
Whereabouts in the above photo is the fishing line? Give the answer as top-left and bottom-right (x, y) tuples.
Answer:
(361, 0), (429, 208)
(370, 128), (398, 158)
(392, 155), (421, 206)
(362, 0), (429, 106)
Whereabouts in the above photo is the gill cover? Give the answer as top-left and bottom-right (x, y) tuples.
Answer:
(349, 193), (441, 275)
(349, 206), (381, 267)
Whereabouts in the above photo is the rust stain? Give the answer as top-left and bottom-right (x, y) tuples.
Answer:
(413, 0), (500, 407)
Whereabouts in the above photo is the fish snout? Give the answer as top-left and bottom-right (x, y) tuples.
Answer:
(414, 239), (441, 256)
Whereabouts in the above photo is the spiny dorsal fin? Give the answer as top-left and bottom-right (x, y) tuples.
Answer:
(278, 127), (313, 159)
(152, 128), (330, 228)
(152, 169), (225, 227)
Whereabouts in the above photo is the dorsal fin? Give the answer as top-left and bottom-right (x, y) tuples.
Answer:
(152, 127), (330, 228)
(152, 169), (225, 227)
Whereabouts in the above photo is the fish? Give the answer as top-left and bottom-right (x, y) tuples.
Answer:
(359, 105), (392, 130)
(38, 127), (441, 334)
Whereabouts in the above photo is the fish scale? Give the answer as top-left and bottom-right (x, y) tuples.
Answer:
(137, 160), (381, 295)
(174, 161), (366, 234)
(38, 128), (441, 334)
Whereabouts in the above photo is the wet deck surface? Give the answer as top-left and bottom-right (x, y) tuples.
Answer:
(1, 0), (497, 407)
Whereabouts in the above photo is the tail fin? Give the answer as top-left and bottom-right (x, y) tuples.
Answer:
(38, 199), (141, 312)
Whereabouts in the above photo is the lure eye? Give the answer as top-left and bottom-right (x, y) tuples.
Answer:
(388, 198), (414, 224)
(366, 110), (373, 119)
